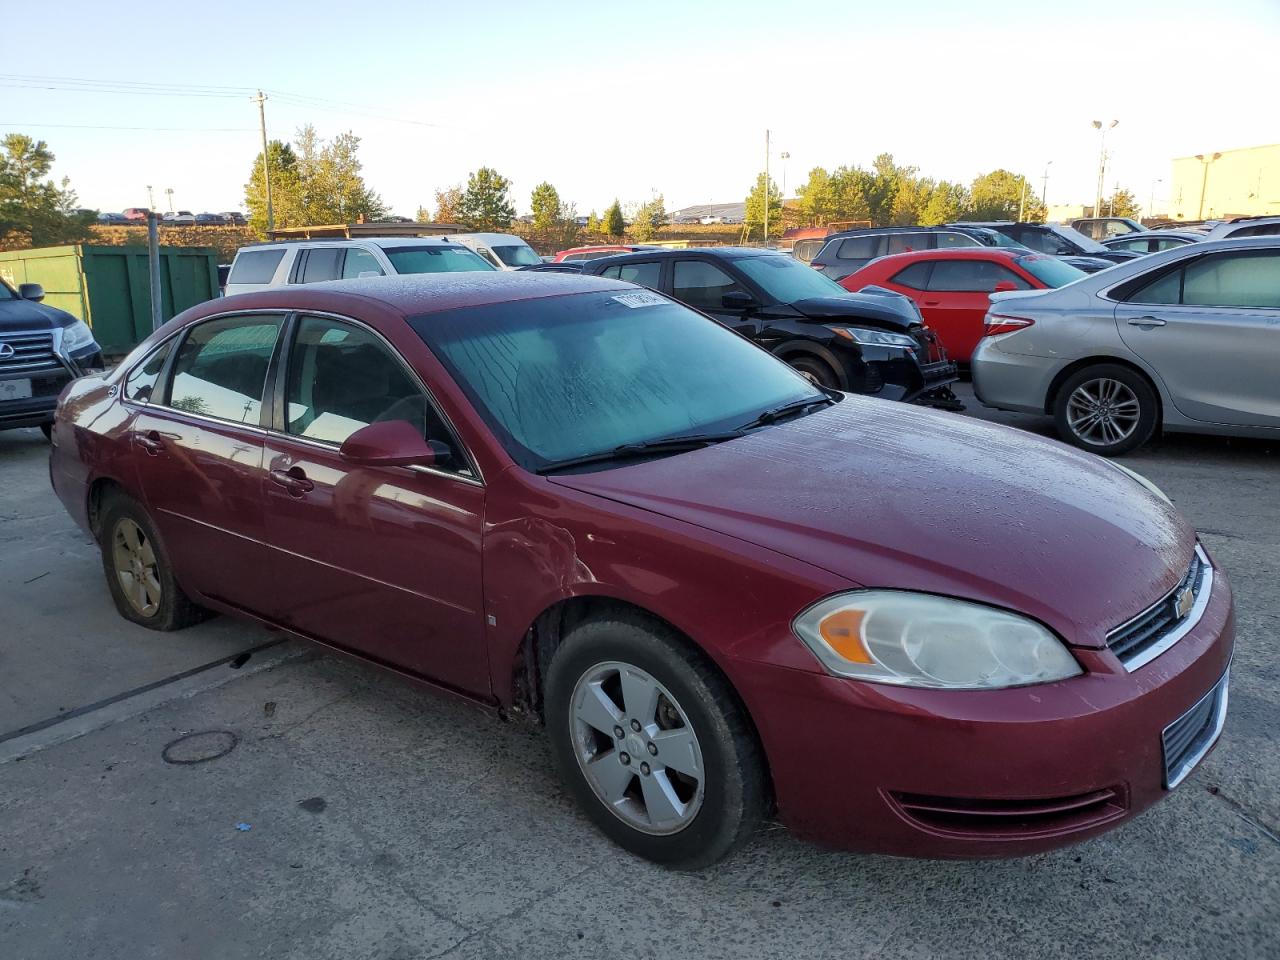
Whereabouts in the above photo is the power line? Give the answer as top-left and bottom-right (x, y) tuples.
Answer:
(0, 121), (256, 131)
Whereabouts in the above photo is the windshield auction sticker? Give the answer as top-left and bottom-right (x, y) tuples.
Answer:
(611, 291), (667, 308)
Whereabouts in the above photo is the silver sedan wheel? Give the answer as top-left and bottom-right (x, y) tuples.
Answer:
(1066, 378), (1141, 447)
(112, 518), (161, 617)
(569, 660), (705, 836)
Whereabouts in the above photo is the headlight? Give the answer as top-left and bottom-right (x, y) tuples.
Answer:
(60, 320), (97, 353)
(792, 591), (1081, 689)
(832, 326), (918, 348)
(1111, 462), (1172, 505)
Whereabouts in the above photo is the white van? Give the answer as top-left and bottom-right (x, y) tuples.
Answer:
(445, 233), (542, 270)
(224, 237), (493, 295)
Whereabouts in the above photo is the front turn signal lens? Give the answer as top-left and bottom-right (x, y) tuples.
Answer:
(818, 608), (873, 664)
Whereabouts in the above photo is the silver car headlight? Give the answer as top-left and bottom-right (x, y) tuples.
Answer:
(60, 320), (97, 353)
(792, 591), (1081, 689)
(1111, 462), (1173, 505)
(832, 326), (918, 348)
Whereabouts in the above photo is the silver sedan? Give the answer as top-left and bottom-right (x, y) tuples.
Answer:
(971, 237), (1280, 455)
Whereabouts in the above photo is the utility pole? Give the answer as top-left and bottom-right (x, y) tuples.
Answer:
(146, 212), (162, 331)
(763, 129), (770, 246)
(1092, 120), (1117, 218)
(1017, 178), (1027, 221)
(252, 90), (275, 233)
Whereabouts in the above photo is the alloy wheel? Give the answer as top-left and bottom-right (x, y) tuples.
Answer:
(112, 518), (162, 617)
(569, 660), (705, 836)
(1065, 378), (1141, 447)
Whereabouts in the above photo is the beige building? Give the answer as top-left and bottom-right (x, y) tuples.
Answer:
(1168, 143), (1280, 221)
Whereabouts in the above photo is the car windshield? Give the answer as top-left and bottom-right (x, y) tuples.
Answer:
(1015, 255), (1087, 287)
(383, 245), (495, 273)
(985, 231), (1032, 250)
(493, 244), (542, 267)
(1052, 224), (1109, 253)
(411, 289), (823, 472)
(734, 254), (848, 302)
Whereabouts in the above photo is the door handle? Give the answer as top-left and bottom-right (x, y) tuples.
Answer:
(922, 299), (941, 306)
(135, 430), (163, 455)
(1127, 316), (1167, 327)
(269, 467), (314, 495)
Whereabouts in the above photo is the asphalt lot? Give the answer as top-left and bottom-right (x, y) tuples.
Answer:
(2, 383), (1277, 960)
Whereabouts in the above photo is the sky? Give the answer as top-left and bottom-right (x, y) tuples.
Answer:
(4, 0), (1279, 218)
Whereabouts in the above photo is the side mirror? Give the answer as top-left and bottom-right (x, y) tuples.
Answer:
(992, 280), (1018, 293)
(721, 290), (757, 311)
(19, 283), (45, 302)
(338, 420), (450, 468)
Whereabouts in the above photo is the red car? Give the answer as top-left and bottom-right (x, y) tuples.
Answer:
(840, 248), (1086, 363)
(553, 245), (657, 262)
(50, 273), (1232, 868)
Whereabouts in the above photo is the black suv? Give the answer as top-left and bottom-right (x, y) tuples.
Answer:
(0, 280), (105, 436)
(949, 222), (1141, 266)
(581, 247), (959, 408)
(810, 226), (984, 280)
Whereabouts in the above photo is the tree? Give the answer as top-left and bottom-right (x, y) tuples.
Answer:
(586, 210), (601, 234)
(1106, 186), (1141, 219)
(797, 167), (840, 226)
(0, 134), (95, 249)
(630, 194), (666, 242)
(243, 127), (386, 235)
(459, 167), (515, 230)
(602, 199), (625, 239)
(829, 165), (872, 223)
(529, 181), (562, 232)
(967, 169), (1044, 222)
(889, 176), (934, 226)
(432, 185), (464, 224)
(864, 153), (916, 226)
(918, 181), (969, 226)
(743, 172), (782, 240)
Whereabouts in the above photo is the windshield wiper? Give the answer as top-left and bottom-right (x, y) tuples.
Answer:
(736, 391), (837, 432)
(536, 431), (744, 475)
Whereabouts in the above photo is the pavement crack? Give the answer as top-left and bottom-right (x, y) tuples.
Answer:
(257, 692), (353, 741)
(1206, 785), (1280, 846)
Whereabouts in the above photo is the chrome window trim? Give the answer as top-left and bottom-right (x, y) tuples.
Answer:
(269, 431), (482, 488)
(276, 308), (485, 485)
(118, 331), (182, 405)
(1109, 544), (1213, 672)
(1163, 666), (1230, 789)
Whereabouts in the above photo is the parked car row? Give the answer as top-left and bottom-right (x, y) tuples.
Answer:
(98, 209), (248, 226)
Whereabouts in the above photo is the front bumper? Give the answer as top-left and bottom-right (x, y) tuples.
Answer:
(732, 564), (1234, 858)
(0, 339), (104, 431)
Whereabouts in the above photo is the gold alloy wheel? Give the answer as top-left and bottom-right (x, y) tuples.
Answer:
(112, 518), (162, 617)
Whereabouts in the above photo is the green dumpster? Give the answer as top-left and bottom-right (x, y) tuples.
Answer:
(0, 244), (219, 354)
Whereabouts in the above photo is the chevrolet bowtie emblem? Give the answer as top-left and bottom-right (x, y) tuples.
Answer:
(1175, 586), (1195, 619)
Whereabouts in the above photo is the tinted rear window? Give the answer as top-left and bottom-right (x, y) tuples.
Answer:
(228, 249), (285, 284)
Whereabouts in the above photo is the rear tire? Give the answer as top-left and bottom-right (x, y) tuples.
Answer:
(99, 492), (209, 631)
(1053, 363), (1158, 457)
(545, 613), (766, 869)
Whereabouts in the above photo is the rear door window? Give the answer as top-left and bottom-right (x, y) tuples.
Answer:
(890, 262), (932, 289)
(935, 231), (981, 249)
(835, 237), (878, 261)
(341, 247), (384, 279)
(228, 249), (285, 285)
(297, 248), (343, 283)
(1126, 252), (1280, 308)
(671, 260), (746, 311)
(165, 315), (284, 423)
(599, 261), (661, 288)
(885, 234), (927, 255)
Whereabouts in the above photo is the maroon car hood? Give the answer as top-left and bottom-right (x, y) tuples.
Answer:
(549, 398), (1195, 647)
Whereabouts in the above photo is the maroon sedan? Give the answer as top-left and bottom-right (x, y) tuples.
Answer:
(49, 273), (1233, 868)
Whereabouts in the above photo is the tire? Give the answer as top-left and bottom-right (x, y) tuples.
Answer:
(786, 353), (840, 390)
(1052, 363), (1158, 457)
(545, 613), (766, 869)
(99, 492), (208, 631)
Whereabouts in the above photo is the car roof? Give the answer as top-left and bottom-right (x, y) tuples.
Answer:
(1104, 230), (1203, 241)
(584, 246), (782, 266)
(205, 272), (632, 320)
(860, 248), (1027, 265)
(235, 237), (466, 253)
(445, 232), (529, 244)
(824, 225), (972, 240)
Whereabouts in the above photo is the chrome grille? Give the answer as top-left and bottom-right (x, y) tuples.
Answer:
(1107, 545), (1212, 671)
(0, 331), (62, 375)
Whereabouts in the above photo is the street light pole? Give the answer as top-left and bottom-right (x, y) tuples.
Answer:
(763, 128), (770, 245)
(164, 187), (174, 214)
(1149, 178), (1163, 218)
(1092, 120), (1117, 218)
(146, 185), (155, 211)
(252, 90), (275, 233)
(780, 151), (790, 197)
(1041, 161), (1053, 209)
(1196, 153), (1222, 219)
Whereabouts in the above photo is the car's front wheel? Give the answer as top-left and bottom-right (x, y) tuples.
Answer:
(99, 492), (209, 630)
(545, 614), (766, 869)
(786, 353), (840, 390)
(1053, 364), (1158, 456)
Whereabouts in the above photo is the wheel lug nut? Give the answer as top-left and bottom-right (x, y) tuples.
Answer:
(647, 742), (658, 756)
(640, 762), (651, 776)
(630, 719), (641, 732)
(619, 752), (630, 765)
(613, 725), (624, 739)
